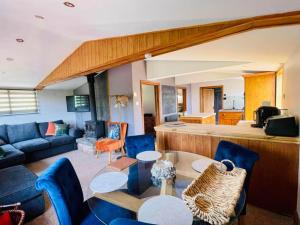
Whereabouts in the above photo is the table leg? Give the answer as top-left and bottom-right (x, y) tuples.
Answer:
(108, 151), (112, 164)
(160, 179), (175, 196)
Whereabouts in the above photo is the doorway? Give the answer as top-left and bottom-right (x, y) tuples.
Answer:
(140, 81), (160, 135)
(200, 86), (223, 123)
(176, 87), (187, 114)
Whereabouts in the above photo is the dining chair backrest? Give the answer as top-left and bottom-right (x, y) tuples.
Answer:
(214, 140), (259, 193)
(125, 134), (155, 158)
(35, 158), (84, 225)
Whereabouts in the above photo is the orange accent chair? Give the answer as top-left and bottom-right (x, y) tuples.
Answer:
(95, 122), (128, 163)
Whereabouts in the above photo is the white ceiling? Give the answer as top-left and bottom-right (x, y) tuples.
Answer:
(1, 0), (300, 89)
(147, 25), (300, 84)
(45, 77), (87, 90)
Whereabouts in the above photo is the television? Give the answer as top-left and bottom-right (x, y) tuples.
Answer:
(66, 95), (90, 112)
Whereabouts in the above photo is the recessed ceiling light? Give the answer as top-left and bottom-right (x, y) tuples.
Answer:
(6, 57), (14, 61)
(34, 15), (45, 20)
(63, 2), (75, 7)
(16, 38), (24, 43)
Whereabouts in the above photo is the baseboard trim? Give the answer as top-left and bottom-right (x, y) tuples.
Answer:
(294, 211), (299, 225)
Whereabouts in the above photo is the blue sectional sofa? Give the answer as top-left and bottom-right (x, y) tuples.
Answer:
(0, 120), (82, 169)
(0, 165), (45, 222)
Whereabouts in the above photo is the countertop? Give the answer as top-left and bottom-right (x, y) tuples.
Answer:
(218, 109), (244, 112)
(155, 121), (300, 144)
(180, 113), (216, 118)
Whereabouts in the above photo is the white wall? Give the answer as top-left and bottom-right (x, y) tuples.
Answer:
(282, 45), (300, 216)
(190, 78), (244, 114)
(108, 64), (136, 135)
(132, 61), (147, 135)
(0, 90), (76, 126)
(142, 85), (156, 115)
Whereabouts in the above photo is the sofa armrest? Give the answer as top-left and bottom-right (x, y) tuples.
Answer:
(68, 128), (84, 139)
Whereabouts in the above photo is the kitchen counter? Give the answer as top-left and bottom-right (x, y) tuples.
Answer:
(156, 122), (299, 144)
(154, 122), (299, 214)
(179, 113), (216, 124)
(218, 109), (244, 112)
(180, 113), (216, 118)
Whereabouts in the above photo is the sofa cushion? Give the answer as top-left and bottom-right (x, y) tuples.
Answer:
(0, 125), (8, 143)
(0, 144), (25, 169)
(38, 120), (64, 138)
(7, 122), (40, 144)
(0, 165), (44, 213)
(0, 146), (5, 158)
(54, 123), (69, 136)
(13, 138), (50, 153)
(0, 138), (6, 146)
(45, 135), (75, 147)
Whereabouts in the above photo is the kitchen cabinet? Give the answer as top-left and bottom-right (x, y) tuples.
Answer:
(219, 110), (244, 125)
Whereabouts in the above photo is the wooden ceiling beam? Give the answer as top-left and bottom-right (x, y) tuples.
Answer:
(36, 11), (300, 89)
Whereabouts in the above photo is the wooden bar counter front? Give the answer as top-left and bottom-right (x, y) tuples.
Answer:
(155, 122), (300, 216)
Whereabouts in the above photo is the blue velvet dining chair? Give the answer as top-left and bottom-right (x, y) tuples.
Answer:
(214, 140), (259, 215)
(125, 134), (155, 158)
(35, 158), (135, 225)
(109, 218), (156, 225)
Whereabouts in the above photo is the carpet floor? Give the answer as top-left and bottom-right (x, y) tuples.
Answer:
(25, 150), (294, 225)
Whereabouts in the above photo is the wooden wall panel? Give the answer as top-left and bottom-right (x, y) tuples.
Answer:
(156, 131), (299, 215)
(247, 141), (299, 214)
(244, 72), (276, 120)
(195, 135), (212, 158)
(37, 11), (300, 89)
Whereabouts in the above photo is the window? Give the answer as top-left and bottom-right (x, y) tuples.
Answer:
(0, 90), (38, 116)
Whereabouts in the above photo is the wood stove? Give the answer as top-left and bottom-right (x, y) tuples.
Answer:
(85, 120), (105, 139)
(84, 74), (106, 139)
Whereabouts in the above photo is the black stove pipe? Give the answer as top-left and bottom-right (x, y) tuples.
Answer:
(87, 74), (97, 121)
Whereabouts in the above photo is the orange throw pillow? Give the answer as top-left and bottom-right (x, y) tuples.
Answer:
(45, 122), (56, 136)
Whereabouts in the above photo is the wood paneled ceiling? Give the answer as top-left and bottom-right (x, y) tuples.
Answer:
(36, 11), (300, 89)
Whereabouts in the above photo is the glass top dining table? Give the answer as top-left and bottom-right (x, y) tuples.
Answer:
(86, 151), (242, 225)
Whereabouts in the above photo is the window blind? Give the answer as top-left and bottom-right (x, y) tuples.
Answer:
(0, 90), (38, 116)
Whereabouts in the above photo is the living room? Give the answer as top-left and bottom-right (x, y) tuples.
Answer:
(1, 1), (300, 225)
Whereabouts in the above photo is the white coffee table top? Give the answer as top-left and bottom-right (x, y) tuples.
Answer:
(191, 158), (215, 173)
(138, 195), (193, 225)
(89, 172), (128, 193)
(136, 151), (162, 162)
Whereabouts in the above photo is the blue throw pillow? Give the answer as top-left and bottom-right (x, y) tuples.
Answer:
(108, 124), (120, 140)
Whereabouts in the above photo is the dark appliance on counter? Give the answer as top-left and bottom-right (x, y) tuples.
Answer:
(265, 116), (299, 137)
(251, 106), (281, 128)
